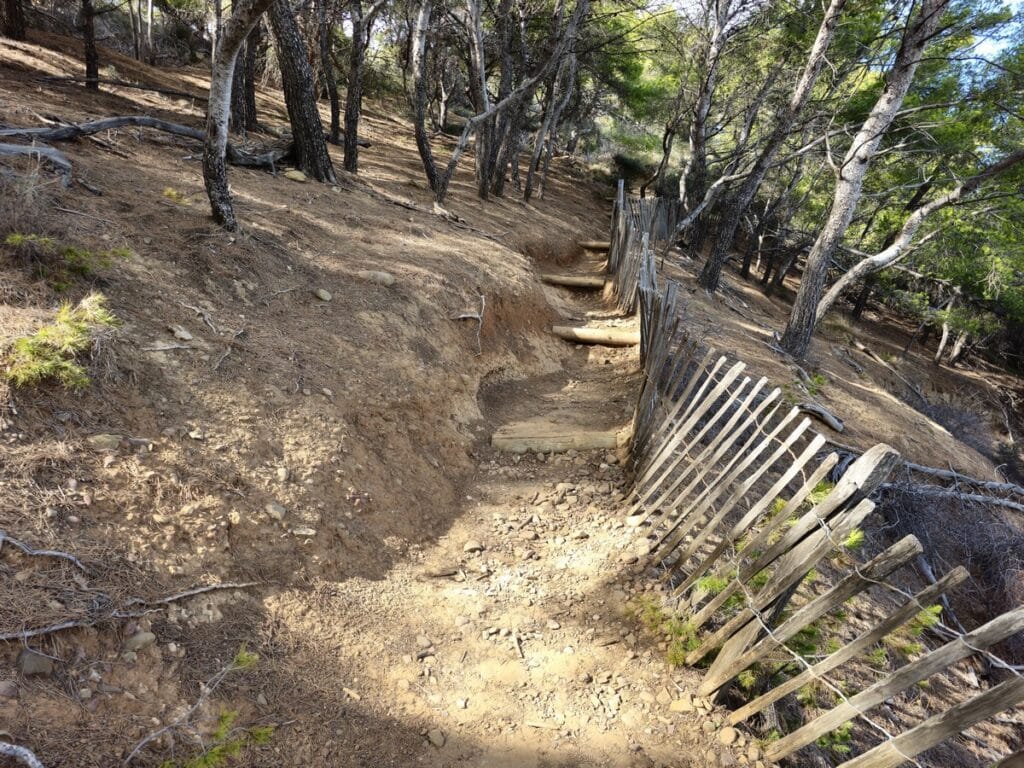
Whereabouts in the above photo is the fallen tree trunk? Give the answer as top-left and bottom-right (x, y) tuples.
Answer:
(827, 438), (1024, 498)
(40, 75), (204, 101)
(797, 402), (844, 432)
(540, 273), (606, 289)
(0, 143), (72, 183)
(551, 325), (640, 346)
(0, 116), (286, 169)
(879, 483), (1024, 514)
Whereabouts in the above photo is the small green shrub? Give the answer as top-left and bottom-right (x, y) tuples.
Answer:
(160, 710), (273, 768)
(842, 528), (865, 550)
(4, 293), (118, 389)
(865, 645), (889, 668)
(817, 721), (854, 755)
(4, 232), (131, 289)
(805, 372), (828, 397)
(157, 647), (271, 768)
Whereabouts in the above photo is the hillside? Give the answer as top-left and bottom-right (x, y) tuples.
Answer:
(1, 30), (1022, 768)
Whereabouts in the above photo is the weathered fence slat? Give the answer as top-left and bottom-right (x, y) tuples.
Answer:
(727, 565), (971, 726)
(627, 360), (749, 521)
(673, 441), (834, 597)
(643, 382), (782, 538)
(690, 497), (877, 668)
(655, 413), (813, 573)
(836, 676), (1024, 768)
(699, 535), (923, 694)
(765, 606), (1024, 761)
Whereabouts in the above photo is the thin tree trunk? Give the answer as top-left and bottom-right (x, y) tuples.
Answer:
(229, 30), (260, 134)
(213, 0), (222, 59)
(267, 0), (336, 182)
(319, 0), (341, 145)
(146, 0), (154, 63)
(779, 0), (948, 359)
(699, 0), (848, 292)
(128, 0), (142, 60)
(203, 0), (276, 230)
(411, 0), (438, 191)
(1, 0), (27, 39)
(81, 0), (99, 89)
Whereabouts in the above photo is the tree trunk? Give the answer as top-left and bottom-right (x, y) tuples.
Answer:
(213, 0), (222, 59)
(319, 0), (341, 146)
(1, 0), (26, 39)
(779, 0), (948, 359)
(679, 0), (732, 251)
(698, 0), (848, 292)
(850, 274), (874, 320)
(203, 0), (276, 230)
(948, 331), (969, 366)
(128, 0), (142, 60)
(81, 0), (99, 90)
(480, 0), (514, 197)
(815, 147), (1024, 324)
(640, 122), (676, 198)
(411, 0), (438, 192)
(146, 0), (155, 63)
(267, 0), (336, 182)
(229, 23), (260, 133)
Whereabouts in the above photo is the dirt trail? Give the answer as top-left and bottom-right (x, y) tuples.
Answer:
(258, 264), (769, 768)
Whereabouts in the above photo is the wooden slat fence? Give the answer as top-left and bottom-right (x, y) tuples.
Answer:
(607, 182), (684, 315)
(613, 185), (1024, 768)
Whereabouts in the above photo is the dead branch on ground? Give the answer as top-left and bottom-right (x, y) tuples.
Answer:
(0, 743), (46, 768)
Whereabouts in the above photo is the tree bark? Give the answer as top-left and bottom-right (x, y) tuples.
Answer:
(230, 22), (261, 133)
(319, 0), (341, 145)
(267, 0), (336, 182)
(203, 0), (276, 230)
(699, 0), (848, 292)
(779, 0), (948, 359)
(343, 0), (384, 170)
(411, 0), (438, 191)
(80, 0), (99, 90)
(0, 0), (26, 39)
(679, 0), (734, 252)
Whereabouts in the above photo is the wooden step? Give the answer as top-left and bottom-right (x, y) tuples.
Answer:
(540, 273), (606, 289)
(578, 240), (611, 251)
(492, 420), (632, 454)
(551, 325), (640, 346)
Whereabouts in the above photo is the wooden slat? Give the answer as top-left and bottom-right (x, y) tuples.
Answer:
(627, 359), (747, 518)
(699, 536), (922, 694)
(673, 444), (836, 598)
(653, 412), (811, 567)
(728, 566), (970, 725)
(688, 498), (876, 664)
(836, 676), (1024, 768)
(629, 349), (722, 488)
(687, 444), (900, 627)
(765, 606), (1024, 761)
(637, 384), (780, 532)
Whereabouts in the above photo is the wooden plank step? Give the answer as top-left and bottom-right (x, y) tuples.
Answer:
(540, 273), (606, 289)
(578, 240), (611, 251)
(492, 420), (632, 454)
(551, 325), (640, 346)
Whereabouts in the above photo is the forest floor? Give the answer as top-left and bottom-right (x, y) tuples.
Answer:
(1, 30), (1022, 768)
